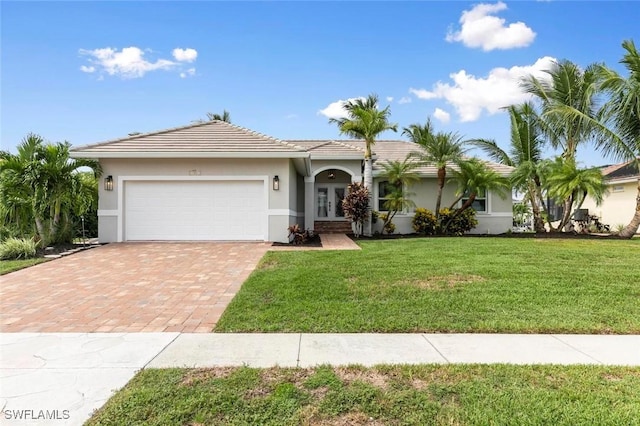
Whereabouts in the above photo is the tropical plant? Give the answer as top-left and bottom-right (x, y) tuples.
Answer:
(543, 158), (607, 230)
(470, 102), (548, 232)
(0, 237), (38, 260)
(439, 207), (478, 235)
(329, 94), (397, 236)
(595, 40), (640, 237)
(412, 208), (438, 235)
(512, 201), (532, 227)
(405, 120), (468, 229)
(522, 60), (602, 230)
(378, 159), (419, 234)
(342, 182), (370, 237)
(206, 110), (231, 122)
(445, 158), (510, 233)
(0, 134), (101, 245)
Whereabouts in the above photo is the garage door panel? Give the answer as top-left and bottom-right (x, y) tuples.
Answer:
(125, 181), (265, 241)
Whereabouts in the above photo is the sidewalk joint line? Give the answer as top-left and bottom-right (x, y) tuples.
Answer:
(296, 333), (302, 367)
(551, 335), (603, 364)
(421, 334), (450, 363)
(142, 332), (182, 370)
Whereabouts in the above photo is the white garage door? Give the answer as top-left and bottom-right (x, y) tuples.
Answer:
(124, 180), (265, 241)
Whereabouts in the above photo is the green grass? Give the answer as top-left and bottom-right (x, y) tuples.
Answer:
(87, 364), (640, 426)
(215, 238), (640, 333)
(0, 258), (48, 275)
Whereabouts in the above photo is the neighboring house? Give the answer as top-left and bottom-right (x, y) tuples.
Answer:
(582, 158), (640, 229)
(70, 121), (513, 243)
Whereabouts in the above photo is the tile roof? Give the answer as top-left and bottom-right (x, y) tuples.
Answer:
(329, 140), (514, 176)
(289, 140), (364, 157)
(600, 158), (640, 181)
(71, 121), (307, 157)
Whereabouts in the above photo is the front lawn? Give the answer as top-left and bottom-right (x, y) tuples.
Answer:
(0, 258), (48, 275)
(215, 238), (640, 333)
(87, 364), (640, 425)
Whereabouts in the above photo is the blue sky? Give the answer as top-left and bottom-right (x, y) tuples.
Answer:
(1, 1), (638, 166)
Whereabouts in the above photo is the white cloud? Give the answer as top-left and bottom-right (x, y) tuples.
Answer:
(318, 97), (365, 119)
(411, 56), (556, 122)
(172, 48), (198, 62)
(79, 46), (199, 79)
(180, 68), (196, 78)
(386, 96), (394, 102)
(398, 96), (412, 104)
(446, 1), (536, 51)
(285, 113), (298, 120)
(433, 108), (451, 124)
(79, 47), (176, 78)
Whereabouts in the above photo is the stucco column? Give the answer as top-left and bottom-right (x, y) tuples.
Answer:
(304, 176), (315, 231)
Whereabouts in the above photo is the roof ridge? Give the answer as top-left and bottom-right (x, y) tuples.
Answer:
(224, 121), (306, 152)
(330, 139), (365, 152)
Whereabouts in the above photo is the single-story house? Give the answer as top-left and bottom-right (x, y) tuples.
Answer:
(582, 158), (640, 229)
(70, 120), (513, 243)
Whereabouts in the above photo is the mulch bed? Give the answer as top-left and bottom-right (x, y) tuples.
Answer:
(350, 232), (626, 241)
(271, 233), (323, 247)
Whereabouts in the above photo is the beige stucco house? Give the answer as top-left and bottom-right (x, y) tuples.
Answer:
(582, 158), (640, 229)
(70, 120), (513, 243)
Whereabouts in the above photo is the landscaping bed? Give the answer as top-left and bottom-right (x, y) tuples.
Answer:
(215, 237), (640, 334)
(87, 364), (640, 425)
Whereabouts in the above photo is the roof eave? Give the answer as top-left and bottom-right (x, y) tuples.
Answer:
(70, 151), (310, 159)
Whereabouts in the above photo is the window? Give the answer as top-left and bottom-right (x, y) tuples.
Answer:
(612, 185), (625, 193)
(378, 181), (391, 211)
(462, 189), (487, 213)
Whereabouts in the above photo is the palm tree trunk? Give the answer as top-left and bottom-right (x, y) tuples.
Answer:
(363, 157), (373, 237)
(527, 183), (545, 233)
(619, 180), (640, 238)
(443, 195), (475, 233)
(559, 197), (574, 232)
(435, 167), (445, 232)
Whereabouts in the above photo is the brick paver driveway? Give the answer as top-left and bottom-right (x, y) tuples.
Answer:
(0, 242), (269, 333)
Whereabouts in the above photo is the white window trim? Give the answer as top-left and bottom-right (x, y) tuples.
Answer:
(460, 189), (491, 215)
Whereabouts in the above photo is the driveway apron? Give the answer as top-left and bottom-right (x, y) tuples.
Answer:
(0, 242), (269, 333)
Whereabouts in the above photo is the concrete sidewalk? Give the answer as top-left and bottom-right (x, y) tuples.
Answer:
(2, 333), (640, 425)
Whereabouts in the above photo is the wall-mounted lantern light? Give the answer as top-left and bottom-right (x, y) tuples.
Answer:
(273, 175), (280, 191)
(328, 171), (336, 180)
(104, 175), (114, 191)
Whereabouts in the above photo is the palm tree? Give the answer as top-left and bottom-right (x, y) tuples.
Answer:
(0, 134), (101, 244)
(445, 158), (510, 231)
(543, 158), (607, 230)
(596, 40), (640, 237)
(404, 120), (468, 229)
(329, 94), (397, 236)
(471, 102), (548, 232)
(522, 60), (602, 230)
(206, 110), (231, 122)
(378, 159), (419, 233)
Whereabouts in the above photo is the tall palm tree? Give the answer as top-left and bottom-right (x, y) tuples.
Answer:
(596, 40), (640, 237)
(471, 102), (548, 232)
(329, 94), (397, 236)
(206, 110), (231, 122)
(378, 159), (419, 232)
(404, 119), (468, 228)
(0, 134), (101, 244)
(445, 158), (510, 232)
(522, 60), (602, 230)
(543, 158), (607, 230)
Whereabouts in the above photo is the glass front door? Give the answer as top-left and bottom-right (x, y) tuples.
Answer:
(316, 184), (348, 220)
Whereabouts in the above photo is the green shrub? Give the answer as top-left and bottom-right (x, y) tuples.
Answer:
(379, 213), (396, 234)
(440, 208), (478, 235)
(412, 208), (437, 235)
(0, 237), (39, 260)
(412, 207), (478, 235)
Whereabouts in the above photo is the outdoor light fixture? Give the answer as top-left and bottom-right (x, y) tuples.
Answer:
(328, 171), (336, 180)
(273, 175), (280, 191)
(104, 175), (114, 191)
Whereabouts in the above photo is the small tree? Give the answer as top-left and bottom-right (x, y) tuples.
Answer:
(342, 182), (370, 237)
(379, 159), (419, 234)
